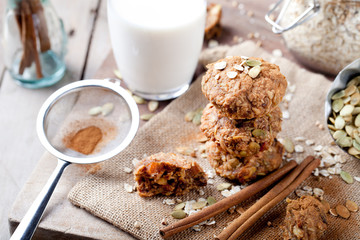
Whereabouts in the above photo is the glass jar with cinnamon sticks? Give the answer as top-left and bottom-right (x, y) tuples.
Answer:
(2, 0), (67, 88)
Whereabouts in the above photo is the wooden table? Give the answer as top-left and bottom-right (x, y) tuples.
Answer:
(0, 0), (303, 239)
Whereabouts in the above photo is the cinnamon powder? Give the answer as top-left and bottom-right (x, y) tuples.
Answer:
(66, 126), (103, 155)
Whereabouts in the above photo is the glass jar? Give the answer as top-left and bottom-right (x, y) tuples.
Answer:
(2, 0), (67, 88)
(266, 0), (360, 76)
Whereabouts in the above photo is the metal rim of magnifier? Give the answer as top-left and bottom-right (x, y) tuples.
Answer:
(36, 79), (139, 164)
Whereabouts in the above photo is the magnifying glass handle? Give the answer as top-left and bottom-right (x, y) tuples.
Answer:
(10, 159), (71, 240)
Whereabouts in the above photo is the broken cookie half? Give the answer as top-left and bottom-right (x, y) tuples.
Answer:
(134, 152), (207, 197)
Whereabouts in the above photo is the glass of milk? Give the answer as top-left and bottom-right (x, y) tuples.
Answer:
(107, 0), (206, 100)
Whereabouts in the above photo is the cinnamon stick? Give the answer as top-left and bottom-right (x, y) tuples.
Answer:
(225, 158), (320, 240)
(29, 0), (51, 52)
(17, 0), (43, 78)
(216, 156), (315, 240)
(159, 160), (297, 238)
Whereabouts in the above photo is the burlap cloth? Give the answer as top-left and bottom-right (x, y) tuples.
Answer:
(68, 41), (360, 239)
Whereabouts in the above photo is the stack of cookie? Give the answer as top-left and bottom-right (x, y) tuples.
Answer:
(200, 56), (288, 183)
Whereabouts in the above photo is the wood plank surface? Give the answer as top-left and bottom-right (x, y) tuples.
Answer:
(0, 0), (103, 239)
(84, 0), (112, 80)
(6, 0), (316, 239)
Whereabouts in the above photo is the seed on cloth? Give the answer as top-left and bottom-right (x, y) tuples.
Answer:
(340, 170), (354, 184)
(345, 200), (359, 212)
(329, 208), (338, 217)
(336, 205), (350, 219)
(217, 183), (232, 191)
(171, 210), (187, 219)
(134, 221), (141, 229)
(124, 183), (133, 193)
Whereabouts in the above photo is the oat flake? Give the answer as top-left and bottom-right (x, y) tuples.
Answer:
(214, 61), (227, 70)
(227, 71), (238, 78)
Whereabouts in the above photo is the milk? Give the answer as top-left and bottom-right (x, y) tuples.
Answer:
(107, 0), (206, 100)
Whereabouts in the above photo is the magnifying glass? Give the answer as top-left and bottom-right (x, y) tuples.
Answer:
(10, 79), (139, 240)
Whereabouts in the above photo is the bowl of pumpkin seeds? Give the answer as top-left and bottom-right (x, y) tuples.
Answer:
(325, 58), (360, 158)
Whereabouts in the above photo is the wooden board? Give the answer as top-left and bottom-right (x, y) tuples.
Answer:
(7, 0), (318, 239)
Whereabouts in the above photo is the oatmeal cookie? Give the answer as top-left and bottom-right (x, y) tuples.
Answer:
(205, 3), (222, 40)
(282, 196), (328, 240)
(206, 140), (284, 183)
(134, 152), (207, 197)
(201, 56), (287, 119)
(201, 103), (282, 157)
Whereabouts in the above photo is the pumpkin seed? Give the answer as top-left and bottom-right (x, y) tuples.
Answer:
(248, 65), (261, 78)
(283, 138), (294, 153)
(350, 92), (360, 105)
(248, 142), (260, 153)
(340, 105), (354, 116)
(348, 147), (360, 156)
(354, 131), (360, 143)
(355, 114), (360, 127)
(336, 136), (352, 147)
(329, 117), (335, 124)
(217, 183), (232, 191)
(192, 112), (202, 125)
(140, 113), (154, 121)
(344, 85), (357, 96)
(214, 61), (227, 70)
(345, 125), (355, 136)
(340, 170), (354, 184)
(239, 151), (247, 157)
(334, 116), (345, 129)
(133, 95), (146, 104)
(126, 89), (133, 96)
(348, 76), (360, 86)
(353, 140), (360, 151)
(101, 102), (114, 116)
(332, 99), (344, 113)
(321, 200), (330, 213)
(329, 208), (338, 216)
(88, 106), (102, 116)
(207, 196), (216, 206)
(185, 111), (196, 122)
(333, 130), (347, 140)
(331, 90), (345, 100)
(245, 59), (262, 67)
(343, 115), (353, 122)
(113, 69), (123, 79)
(148, 100), (159, 112)
(336, 205), (350, 219)
(328, 124), (337, 131)
(353, 107), (360, 115)
(252, 129), (267, 138)
(345, 200), (358, 212)
(192, 200), (207, 210)
(171, 210), (187, 219)
(174, 202), (186, 211)
(343, 96), (351, 104)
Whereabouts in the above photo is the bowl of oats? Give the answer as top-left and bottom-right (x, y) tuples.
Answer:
(325, 58), (360, 158)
